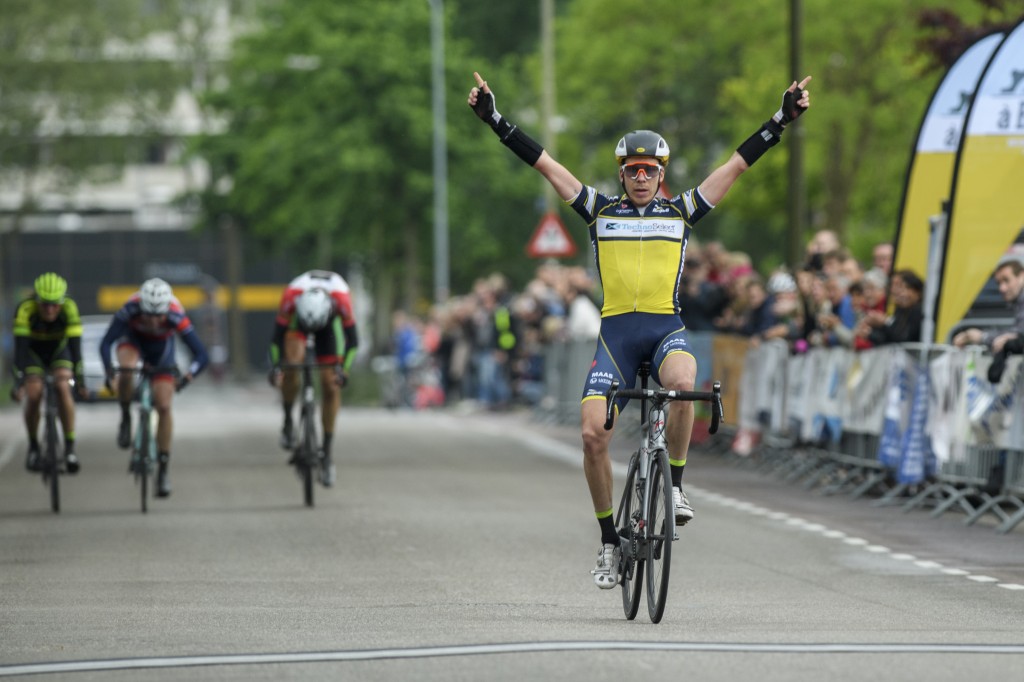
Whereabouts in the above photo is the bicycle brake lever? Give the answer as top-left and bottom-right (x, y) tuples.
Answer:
(709, 381), (723, 435)
(603, 380), (620, 431)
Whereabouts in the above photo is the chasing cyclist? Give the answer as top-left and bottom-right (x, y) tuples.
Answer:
(11, 273), (88, 473)
(268, 270), (359, 488)
(99, 278), (209, 498)
(468, 71), (811, 589)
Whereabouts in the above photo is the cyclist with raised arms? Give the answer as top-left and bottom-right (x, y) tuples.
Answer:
(11, 273), (88, 473)
(468, 71), (811, 589)
(268, 270), (359, 488)
(99, 278), (208, 498)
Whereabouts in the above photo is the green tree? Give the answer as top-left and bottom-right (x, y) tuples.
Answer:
(550, 0), (1013, 271)
(0, 0), (188, 374)
(193, 0), (544, 321)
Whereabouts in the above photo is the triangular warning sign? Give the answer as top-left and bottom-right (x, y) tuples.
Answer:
(526, 211), (576, 258)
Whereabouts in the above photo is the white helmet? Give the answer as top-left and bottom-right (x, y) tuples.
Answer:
(139, 278), (173, 314)
(295, 288), (333, 331)
(767, 272), (797, 294)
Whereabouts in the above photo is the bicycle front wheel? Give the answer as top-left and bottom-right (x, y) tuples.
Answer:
(299, 407), (317, 508)
(45, 410), (61, 514)
(139, 411), (151, 514)
(615, 450), (643, 620)
(645, 448), (674, 623)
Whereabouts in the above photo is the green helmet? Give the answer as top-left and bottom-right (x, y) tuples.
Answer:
(34, 272), (67, 304)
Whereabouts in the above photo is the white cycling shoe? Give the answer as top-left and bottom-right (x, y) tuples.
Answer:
(591, 543), (621, 589)
(673, 486), (694, 525)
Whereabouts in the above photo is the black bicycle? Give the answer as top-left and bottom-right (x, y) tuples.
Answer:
(118, 365), (184, 513)
(279, 341), (340, 507)
(604, 361), (724, 623)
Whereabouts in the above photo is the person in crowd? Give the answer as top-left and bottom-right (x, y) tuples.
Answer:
(840, 254), (864, 286)
(872, 242), (894, 276)
(816, 274), (857, 347)
(563, 267), (602, 340)
(854, 269), (924, 346)
(267, 270), (359, 487)
(392, 309), (423, 403)
(804, 229), (841, 272)
(702, 240), (730, 285)
(11, 273), (88, 473)
(820, 249), (846, 279)
(952, 253), (1024, 354)
(470, 276), (518, 410)
(756, 271), (805, 346)
(100, 278), (208, 498)
(469, 69), (811, 589)
(853, 268), (888, 350)
(677, 249), (729, 332)
(861, 268), (888, 314)
(736, 277), (778, 337)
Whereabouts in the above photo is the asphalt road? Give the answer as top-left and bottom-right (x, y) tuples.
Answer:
(1, 382), (1023, 681)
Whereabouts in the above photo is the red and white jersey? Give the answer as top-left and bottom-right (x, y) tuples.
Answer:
(276, 270), (356, 328)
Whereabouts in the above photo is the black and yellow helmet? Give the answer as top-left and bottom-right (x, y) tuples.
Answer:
(614, 130), (670, 165)
(34, 272), (67, 304)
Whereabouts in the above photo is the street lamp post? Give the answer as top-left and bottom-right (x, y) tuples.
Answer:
(428, 0), (450, 305)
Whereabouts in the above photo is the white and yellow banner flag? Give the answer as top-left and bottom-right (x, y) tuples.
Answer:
(893, 31), (1005, 280)
(938, 20), (1024, 342)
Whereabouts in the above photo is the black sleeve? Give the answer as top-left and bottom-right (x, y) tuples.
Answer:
(13, 336), (30, 374)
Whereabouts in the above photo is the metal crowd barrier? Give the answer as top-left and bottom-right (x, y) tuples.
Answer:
(537, 331), (1024, 534)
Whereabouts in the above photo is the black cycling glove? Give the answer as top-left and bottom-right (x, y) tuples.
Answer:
(772, 86), (807, 127)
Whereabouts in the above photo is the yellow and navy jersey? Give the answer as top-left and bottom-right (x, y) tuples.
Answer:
(13, 297), (83, 341)
(568, 184), (713, 317)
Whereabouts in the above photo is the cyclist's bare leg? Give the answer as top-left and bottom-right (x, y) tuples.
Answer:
(116, 346), (140, 406)
(21, 375), (44, 440)
(658, 352), (697, 467)
(580, 398), (615, 513)
(52, 368), (75, 440)
(318, 365), (339, 445)
(281, 332), (305, 407)
(152, 380), (175, 453)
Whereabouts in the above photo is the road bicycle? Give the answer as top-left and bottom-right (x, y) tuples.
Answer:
(118, 365), (185, 513)
(603, 361), (724, 623)
(279, 337), (341, 508)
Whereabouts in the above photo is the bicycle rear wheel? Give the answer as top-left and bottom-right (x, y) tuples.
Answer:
(645, 448), (674, 623)
(44, 409), (61, 514)
(615, 451), (644, 620)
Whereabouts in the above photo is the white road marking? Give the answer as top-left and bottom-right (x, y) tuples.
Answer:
(4, 641), (1024, 676)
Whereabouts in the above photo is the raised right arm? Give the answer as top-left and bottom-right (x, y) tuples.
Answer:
(468, 72), (582, 202)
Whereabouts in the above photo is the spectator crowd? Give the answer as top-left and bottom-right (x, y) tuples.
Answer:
(381, 229), (946, 411)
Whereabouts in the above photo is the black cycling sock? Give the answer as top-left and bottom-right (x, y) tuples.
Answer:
(282, 403), (293, 425)
(65, 434), (75, 452)
(322, 432), (332, 458)
(671, 464), (684, 488)
(598, 514), (619, 546)
(158, 451), (170, 466)
(120, 403), (131, 421)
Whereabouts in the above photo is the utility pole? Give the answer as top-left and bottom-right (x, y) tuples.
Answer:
(787, 0), (806, 269)
(429, 0), (450, 304)
(540, 0), (556, 211)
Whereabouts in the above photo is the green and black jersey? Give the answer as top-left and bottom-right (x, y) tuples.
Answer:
(12, 297), (84, 376)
